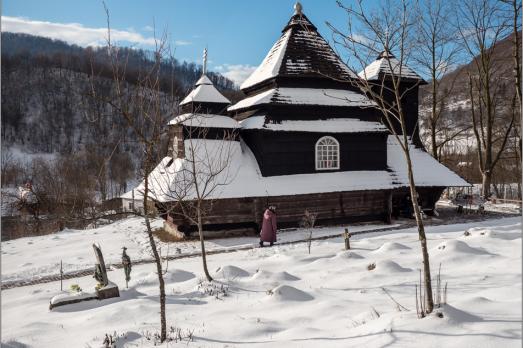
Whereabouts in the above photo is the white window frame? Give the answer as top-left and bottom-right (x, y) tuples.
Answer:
(315, 136), (340, 170)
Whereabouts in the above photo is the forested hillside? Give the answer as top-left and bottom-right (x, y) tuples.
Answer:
(418, 31), (521, 189)
(1, 33), (243, 202)
(1, 32), (241, 155)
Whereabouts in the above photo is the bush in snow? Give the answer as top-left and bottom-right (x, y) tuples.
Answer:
(300, 209), (317, 254)
(69, 284), (82, 293)
(197, 278), (229, 300)
(142, 326), (194, 345)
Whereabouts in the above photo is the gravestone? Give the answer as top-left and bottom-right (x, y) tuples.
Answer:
(92, 243), (120, 300)
(49, 244), (120, 310)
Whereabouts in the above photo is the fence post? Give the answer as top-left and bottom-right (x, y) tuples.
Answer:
(344, 228), (351, 250)
(60, 260), (63, 291)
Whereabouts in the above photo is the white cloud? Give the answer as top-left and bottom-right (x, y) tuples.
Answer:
(215, 64), (257, 86)
(174, 40), (192, 46)
(1, 16), (190, 48)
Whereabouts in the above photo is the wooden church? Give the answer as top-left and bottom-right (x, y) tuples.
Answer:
(147, 3), (468, 237)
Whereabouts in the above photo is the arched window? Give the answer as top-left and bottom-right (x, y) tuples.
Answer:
(315, 136), (340, 170)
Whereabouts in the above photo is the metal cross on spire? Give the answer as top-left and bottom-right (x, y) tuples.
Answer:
(202, 47), (208, 75)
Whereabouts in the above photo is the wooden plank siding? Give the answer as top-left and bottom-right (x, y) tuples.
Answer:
(157, 187), (444, 237)
(159, 189), (392, 236)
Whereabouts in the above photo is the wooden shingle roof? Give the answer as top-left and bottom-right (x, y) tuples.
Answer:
(240, 9), (357, 92)
(359, 51), (426, 84)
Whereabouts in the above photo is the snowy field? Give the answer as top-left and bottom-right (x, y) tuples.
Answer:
(1, 216), (521, 347)
(1, 217), (395, 284)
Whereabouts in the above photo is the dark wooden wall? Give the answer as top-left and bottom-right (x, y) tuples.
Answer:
(157, 186), (445, 237)
(181, 101), (230, 115)
(183, 126), (239, 141)
(241, 129), (388, 177)
(159, 189), (392, 236)
(369, 82), (422, 147)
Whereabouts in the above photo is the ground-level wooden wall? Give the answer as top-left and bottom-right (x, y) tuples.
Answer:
(156, 186), (446, 238)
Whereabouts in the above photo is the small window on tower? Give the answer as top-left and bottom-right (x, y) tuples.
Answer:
(315, 136), (340, 170)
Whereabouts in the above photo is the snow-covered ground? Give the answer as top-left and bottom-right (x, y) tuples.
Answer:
(1, 216), (394, 284)
(1, 216), (521, 347)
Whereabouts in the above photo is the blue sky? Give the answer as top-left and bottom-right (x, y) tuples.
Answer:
(3, 0), (364, 84)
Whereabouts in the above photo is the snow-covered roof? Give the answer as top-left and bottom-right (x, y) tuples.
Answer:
(228, 87), (375, 112)
(359, 52), (423, 82)
(240, 30), (291, 90)
(240, 11), (357, 91)
(180, 74), (231, 106)
(120, 189), (137, 200)
(240, 116), (388, 133)
(169, 113), (240, 129)
(195, 75), (213, 86)
(138, 136), (469, 203)
(387, 136), (469, 188)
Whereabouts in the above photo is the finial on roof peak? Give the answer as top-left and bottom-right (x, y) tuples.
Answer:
(378, 50), (395, 59)
(294, 2), (303, 15)
(202, 47), (208, 75)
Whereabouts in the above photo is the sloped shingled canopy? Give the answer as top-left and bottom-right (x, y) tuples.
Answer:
(359, 51), (426, 84)
(180, 74), (231, 106)
(240, 11), (357, 92)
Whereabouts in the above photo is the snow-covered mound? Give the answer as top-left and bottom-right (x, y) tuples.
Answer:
(469, 227), (522, 240)
(214, 265), (250, 279)
(372, 242), (412, 253)
(436, 304), (483, 324)
(164, 269), (196, 283)
(333, 250), (364, 259)
(372, 260), (412, 273)
(267, 284), (314, 302)
(250, 269), (300, 282)
(433, 240), (490, 255)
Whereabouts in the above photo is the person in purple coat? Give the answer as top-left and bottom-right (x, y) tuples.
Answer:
(259, 205), (277, 247)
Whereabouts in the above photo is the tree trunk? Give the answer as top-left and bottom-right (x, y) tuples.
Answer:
(430, 125), (438, 160)
(198, 205), (213, 281)
(404, 146), (434, 314)
(481, 171), (492, 199)
(143, 152), (167, 342)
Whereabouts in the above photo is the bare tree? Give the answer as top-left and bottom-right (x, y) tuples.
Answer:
(500, 0), (522, 198)
(458, 0), (514, 198)
(87, 5), (178, 342)
(152, 119), (238, 281)
(500, 0), (522, 104)
(329, 0), (434, 313)
(413, 0), (468, 161)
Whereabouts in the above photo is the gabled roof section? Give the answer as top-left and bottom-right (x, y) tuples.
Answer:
(240, 5), (357, 91)
(359, 51), (426, 83)
(180, 74), (231, 106)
